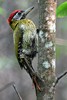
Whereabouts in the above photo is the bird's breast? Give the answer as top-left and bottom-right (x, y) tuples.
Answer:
(13, 19), (38, 57)
(19, 19), (37, 48)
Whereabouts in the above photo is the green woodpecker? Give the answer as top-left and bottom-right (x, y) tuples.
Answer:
(8, 7), (44, 92)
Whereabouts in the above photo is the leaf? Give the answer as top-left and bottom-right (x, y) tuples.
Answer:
(56, 1), (67, 18)
(0, 7), (5, 15)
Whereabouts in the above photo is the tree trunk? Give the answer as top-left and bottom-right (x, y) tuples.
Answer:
(37, 0), (56, 100)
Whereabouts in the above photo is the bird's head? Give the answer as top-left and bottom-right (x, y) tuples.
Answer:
(7, 6), (34, 24)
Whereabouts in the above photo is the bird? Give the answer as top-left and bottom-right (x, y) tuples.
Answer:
(7, 6), (45, 92)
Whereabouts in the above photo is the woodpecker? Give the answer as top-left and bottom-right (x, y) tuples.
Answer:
(7, 7), (45, 92)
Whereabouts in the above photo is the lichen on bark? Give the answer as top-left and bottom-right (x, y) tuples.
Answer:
(37, 0), (56, 100)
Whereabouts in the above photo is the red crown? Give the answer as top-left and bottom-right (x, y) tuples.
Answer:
(7, 10), (21, 24)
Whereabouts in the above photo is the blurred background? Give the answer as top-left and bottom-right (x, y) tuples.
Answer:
(0, 0), (67, 100)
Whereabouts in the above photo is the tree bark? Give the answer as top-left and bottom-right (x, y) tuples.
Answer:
(37, 0), (56, 100)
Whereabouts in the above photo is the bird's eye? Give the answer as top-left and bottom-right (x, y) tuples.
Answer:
(18, 12), (21, 15)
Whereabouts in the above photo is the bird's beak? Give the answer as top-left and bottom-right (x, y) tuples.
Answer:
(24, 6), (34, 16)
(20, 6), (34, 19)
(18, 7), (34, 20)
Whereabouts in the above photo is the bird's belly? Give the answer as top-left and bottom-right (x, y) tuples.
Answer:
(22, 30), (36, 49)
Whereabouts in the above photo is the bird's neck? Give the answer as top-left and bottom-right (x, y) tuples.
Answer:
(10, 20), (19, 30)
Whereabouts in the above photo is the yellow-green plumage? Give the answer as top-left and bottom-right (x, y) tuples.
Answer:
(10, 19), (38, 68)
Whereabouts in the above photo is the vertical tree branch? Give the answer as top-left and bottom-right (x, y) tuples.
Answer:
(37, 0), (57, 100)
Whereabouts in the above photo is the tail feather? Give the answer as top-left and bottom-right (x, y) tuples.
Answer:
(32, 74), (45, 92)
(18, 55), (45, 92)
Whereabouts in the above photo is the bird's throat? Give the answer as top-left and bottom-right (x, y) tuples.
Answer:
(10, 20), (19, 30)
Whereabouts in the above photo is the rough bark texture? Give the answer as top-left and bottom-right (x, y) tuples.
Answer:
(37, 0), (56, 100)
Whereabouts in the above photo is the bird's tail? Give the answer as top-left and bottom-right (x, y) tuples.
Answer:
(32, 73), (45, 92)
(24, 57), (45, 92)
